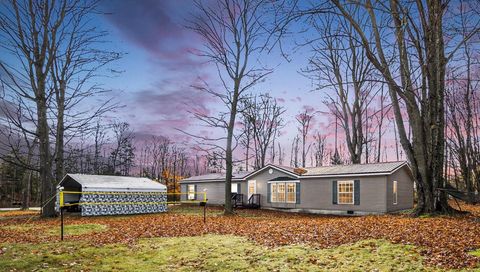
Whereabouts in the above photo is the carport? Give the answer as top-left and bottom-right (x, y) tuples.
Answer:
(56, 174), (167, 216)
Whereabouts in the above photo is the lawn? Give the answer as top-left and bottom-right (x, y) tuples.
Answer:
(0, 204), (479, 271)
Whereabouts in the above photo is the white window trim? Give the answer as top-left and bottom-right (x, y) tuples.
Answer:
(393, 180), (398, 205)
(270, 181), (297, 203)
(337, 180), (354, 205)
(267, 180), (300, 183)
(187, 185), (195, 200)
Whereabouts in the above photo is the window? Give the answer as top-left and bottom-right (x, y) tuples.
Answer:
(393, 180), (398, 205)
(231, 183), (238, 193)
(271, 183), (278, 202)
(277, 183), (286, 202)
(270, 182), (297, 203)
(287, 183), (296, 203)
(338, 181), (354, 204)
(187, 185), (195, 200)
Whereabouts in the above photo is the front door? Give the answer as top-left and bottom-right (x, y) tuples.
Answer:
(248, 180), (256, 199)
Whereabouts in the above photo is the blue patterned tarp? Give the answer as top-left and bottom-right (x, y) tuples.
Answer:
(79, 191), (167, 216)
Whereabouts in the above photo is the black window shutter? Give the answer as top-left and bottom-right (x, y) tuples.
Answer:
(295, 182), (301, 204)
(267, 183), (271, 203)
(354, 180), (360, 205)
(237, 183), (241, 194)
(332, 180), (338, 204)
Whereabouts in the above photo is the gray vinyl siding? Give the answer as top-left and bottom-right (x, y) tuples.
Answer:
(298, 176), (387, 212)
(386, 166), (414, 212)
(180, 164), (414, 214)
(180, 180), (247, 205)
(246, 166), (298, 209)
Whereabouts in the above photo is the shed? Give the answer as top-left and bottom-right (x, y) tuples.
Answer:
(57, 174), (167, 216)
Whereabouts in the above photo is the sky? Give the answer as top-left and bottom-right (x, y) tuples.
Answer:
(0, 0), (400, 166)
(96, 1), (336, 148)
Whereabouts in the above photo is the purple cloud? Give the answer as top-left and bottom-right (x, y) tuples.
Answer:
(102, 0), (202, 70)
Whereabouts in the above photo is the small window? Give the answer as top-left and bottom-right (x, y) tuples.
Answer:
(187, 185), (195, 200)
(231, 183), (238, 193)
(393, 180), (398, 205)
(338, 181), (354, 204)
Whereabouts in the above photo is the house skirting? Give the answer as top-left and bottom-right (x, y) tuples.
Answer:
(262, 207), (385, 216)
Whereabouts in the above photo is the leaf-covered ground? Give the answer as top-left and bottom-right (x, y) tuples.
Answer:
(0, 204), (479, 270)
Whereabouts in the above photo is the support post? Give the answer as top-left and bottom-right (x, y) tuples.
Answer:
(60, 207), (64, 241)
(203, 201), (207, 224)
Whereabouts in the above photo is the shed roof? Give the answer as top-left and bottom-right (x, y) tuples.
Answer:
(59, 174), (166, 192)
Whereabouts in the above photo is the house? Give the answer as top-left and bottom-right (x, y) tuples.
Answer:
(56, 174), (167, 216)
(180, 161), (414, 215)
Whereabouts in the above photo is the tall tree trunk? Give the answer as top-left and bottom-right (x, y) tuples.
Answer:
(38, 99), (55, 217)
(224, 81), (240, 215)
(55, 80), (66, 181)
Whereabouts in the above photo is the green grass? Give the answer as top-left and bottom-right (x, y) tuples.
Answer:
(1, 223), (107, 237)
(0, 234), (447, 272)
(469, 249), (480, 257)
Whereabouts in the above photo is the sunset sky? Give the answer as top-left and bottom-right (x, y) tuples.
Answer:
(86, 0), (399, 162)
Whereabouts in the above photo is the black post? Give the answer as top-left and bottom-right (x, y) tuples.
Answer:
(203, 202), (207, 224)
(60, 207), (64, 241)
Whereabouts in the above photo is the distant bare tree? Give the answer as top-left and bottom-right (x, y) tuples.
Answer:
(302, 13), (376, 164)
(109, 122), (135, 175)
(290, 136), (300, 167)
(187, 0), (272, 214)
(296, 109), (314, 167)
(242, 94), (285, 169)
(312, 132), (326, 167)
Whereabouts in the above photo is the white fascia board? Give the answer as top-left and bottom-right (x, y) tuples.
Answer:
(300, 172), (391, 179)
(243, 164), (299, 180)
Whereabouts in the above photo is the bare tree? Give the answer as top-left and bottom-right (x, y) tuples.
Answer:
(302, 13), (376, 164)
(0, 0), (72, 216)
(109, 122), (135, 175)
(324, 0), (480, 214)
(296, 109), (314, 167)
(187, 0), (272, 214)
(242, 93), (285, 169)
(0, 0), (120, 216)
(312, 131), (326, 167)
(290, 136), (300, 167)
(49, 0), (121, 181)
(445, 2), (480, 200)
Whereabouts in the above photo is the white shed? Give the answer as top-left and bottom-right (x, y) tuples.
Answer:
(57, 174), (167, 216)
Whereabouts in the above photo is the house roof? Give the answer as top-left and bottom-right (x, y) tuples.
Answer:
(180, 161), (410, 183)
(59, 174), (167, 192)
(301, 161), (408, 177)
(180, 171), (252, 183)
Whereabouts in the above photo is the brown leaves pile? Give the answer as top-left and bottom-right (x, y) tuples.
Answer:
(1, 205), (479, 269)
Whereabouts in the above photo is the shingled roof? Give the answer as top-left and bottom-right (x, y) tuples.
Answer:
(181, 171), (252, 183)
(181, 161), (409, 182)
